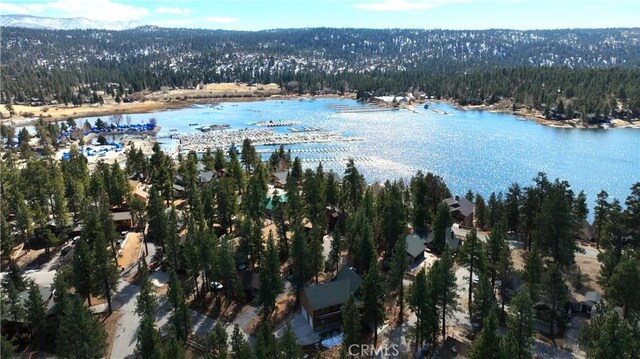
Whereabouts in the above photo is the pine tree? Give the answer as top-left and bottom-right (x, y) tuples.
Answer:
(92, 217), (119, 315)
(56, 297), (108, 359)
(475, 194), (487, 230)
(1, 280), (24, 322)
(470, 311), (502, 359)
(505, 289), (534, 359)
(165, 208), (181, 271)
(1, 334), (16, 359)
(72, 237), (94, 305)
(25, 281), (46, 337)
(497, 242), (514, 320)
(436, 248), (458, 341)
(135, 315), (162, 359)
(605, 256), (640, 318)
(240, 138), (257, 172)
(389, 234), (408, 323)
(431, 203), (452, 253)
(408, 268), (429, 350)
(278, 323), (302, 359)
(592, 190), (610, 250)
(341, 294), (361, 353)
(167, 270), (191, 341)
(52, 271), (69, 314)
(522, 248), (543, 303)
(308, 226), (325, 284)
(457, 228), (484, 315)
(471, 269), (496, 331)
(255, 323), (278, 359)
(543, 263), (567, 346)
(164, 335), (186, 359)
(146, 186), (168, 250)
(381, 181), (406, 255)
(135, 265), (158, 319)
(290, 226), (309, 302)
(487, 220), (508, 288)
(361, 260), (386, 347)
(329, 229), (342, 276)
(258, 231), (283, 319)
(579, 304), (638, 359)
(231, 324), (253, 359)
(343, 159), (364, 211)
(205, 323), (228, 359)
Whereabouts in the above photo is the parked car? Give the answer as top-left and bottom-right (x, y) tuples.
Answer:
(210, 281), (224, 291)
(60, 247), (71, 256)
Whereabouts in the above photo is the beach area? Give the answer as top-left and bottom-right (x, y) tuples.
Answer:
(0, 82), (346, 125)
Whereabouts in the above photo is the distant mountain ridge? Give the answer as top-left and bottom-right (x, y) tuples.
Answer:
(0, 14), (139, 30)
(1, 25), (639, 113)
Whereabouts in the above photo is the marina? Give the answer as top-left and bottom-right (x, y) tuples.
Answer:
(73, 98), (639, 212)
(176, 128), (362, 153)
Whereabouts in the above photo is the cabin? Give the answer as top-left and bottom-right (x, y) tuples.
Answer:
(198, 171), (215, 184)
(570, 291), (602, 317)
(406, 234), (427, 264)
(111, 211), (133, 230)
(300, 266), (362, 332)
(444, 196), (474, 228)
(271, 171), (288, 189)
(434, 336), (471, 359)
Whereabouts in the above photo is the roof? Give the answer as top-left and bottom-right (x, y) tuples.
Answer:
(573, 290), (602, 305)
(173, 183), (185, 192)
(199, 171), (214, 183)
(265, 193), (288, 210)
(436, 336), (470, 359)
(303, 267), (362, 311)
(444, 197), (474, 218)
(272, 171), (288, 185)
(426, 227), (459, 251)
(111, 211), (132, 221)
(406, 234), (426, 258)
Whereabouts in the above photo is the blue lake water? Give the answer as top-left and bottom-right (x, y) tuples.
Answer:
(76, 98), (639, 210)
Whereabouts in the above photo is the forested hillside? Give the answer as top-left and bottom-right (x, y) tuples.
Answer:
(2, 27), (639, 114)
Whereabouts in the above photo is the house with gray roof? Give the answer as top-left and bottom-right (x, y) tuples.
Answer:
(300, 266), (362, 332)
(271, 171), (288, 188)
(444, 196), (474, 227)
(406, 234), (426, 264)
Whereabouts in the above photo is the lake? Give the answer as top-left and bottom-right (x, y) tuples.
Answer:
(77, 98), (639, 211)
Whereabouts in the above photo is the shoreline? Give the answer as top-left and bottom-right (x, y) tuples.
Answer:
(2, 87), (638, 130)
(434, 100), (640, 129)
(0, 93), (353, 126)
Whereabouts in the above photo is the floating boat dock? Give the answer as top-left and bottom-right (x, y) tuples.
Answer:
(255, 147), (347, 154)
(326, 103), (399, 113)
(253, 120), (300, 127)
